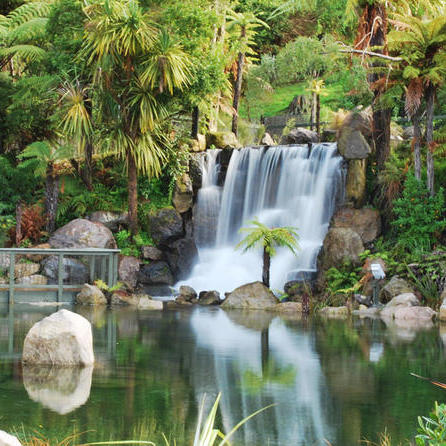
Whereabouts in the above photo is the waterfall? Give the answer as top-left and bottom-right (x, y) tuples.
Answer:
(182, 143), (344, 293)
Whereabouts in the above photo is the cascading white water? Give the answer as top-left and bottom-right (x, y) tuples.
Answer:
(181, 143), (344, 293)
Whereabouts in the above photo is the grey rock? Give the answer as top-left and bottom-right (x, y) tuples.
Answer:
(137, 261), (174, 285)
(280, 127), (318, 145)
(49, 218), (116, 249)
(319, 228), (364, 270)
(172, 173), (193, 214)
(206, 131), (241, 149)
(332, 207), (381, 243)
(22, 309), (94, 366)
(76, 284), (107, 305)
(380, 276), (414, 303)
(118, 256), (141, 289)
(198, 290), (221, 306)
(337, 127), (372, 159)
(14, 262), (40, 279)
(261, 132), (275, 146)
(138, 296), (163, 310)
(319, 306), (349, 318)
(42, 256), (89, 284)
(221, 282), (277, 310)
(88, 211), (128, 231)
(165, 237), (198, 280)
(148, 208), (183, 245)
(385, 292), (419, 308)
(179, 285), (197, 301)
(345, 159), (367, 208)
(141, 246), (163, 261)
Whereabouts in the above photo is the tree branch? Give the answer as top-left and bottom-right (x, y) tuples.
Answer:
(339, 48), (402, 61)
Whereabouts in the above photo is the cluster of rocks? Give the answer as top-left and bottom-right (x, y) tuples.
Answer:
(171, 282), (303, 315)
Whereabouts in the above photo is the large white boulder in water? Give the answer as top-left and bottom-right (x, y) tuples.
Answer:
(23, 365), (93, 415)
(22, 309), (94, 366)
(0, 431), (21, 446)
(221, 282), (277, 310)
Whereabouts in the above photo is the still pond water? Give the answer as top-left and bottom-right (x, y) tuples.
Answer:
(0, 305), (445, 446)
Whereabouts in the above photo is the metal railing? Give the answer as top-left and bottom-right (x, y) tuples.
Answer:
(0, 248), (120, 305)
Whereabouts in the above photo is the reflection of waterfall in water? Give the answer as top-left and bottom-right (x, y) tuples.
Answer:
(182, 144), (344, 293)
(190, 309), (334, 445)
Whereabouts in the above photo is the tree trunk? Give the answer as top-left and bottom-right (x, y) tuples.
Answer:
(360, 3), (391, 171)
(45, 167), (59, 234)
(15, 201), (23, 246)
(128, 151), (138, 236)
(83, 97), (94, 191)
(231, 27), (246, 136)
(191, 106), (199, 139)
(83, 140), (93, 191)
(262, 247), (270, 288)
(316, 93), (321, 138)
(412, 107), (422, 180)
(425, 84), (435, 196)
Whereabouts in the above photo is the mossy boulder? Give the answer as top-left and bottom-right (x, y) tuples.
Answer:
(206, 131), (241, 150)
(345, 159), (366, 208)
(172, 173), (193, 214)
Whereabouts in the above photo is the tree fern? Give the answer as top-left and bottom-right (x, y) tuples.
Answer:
(236, 218), (299, 287)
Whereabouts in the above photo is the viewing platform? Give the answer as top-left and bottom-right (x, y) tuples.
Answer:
(0, 248), (120, 306)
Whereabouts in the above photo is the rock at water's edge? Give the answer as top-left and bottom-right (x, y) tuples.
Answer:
(221, 282), (277, 310)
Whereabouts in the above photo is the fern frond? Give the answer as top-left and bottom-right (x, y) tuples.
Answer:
(7, 2), (52, 27)
(0, 44), (46, 62)
(7, 17), (48, 43)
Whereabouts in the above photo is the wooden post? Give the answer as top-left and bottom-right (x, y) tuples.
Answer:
(57, 253), (64, 302)
(8, 253), (15, 306)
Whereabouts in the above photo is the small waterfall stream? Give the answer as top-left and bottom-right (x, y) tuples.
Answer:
(182, 143), (344, 293)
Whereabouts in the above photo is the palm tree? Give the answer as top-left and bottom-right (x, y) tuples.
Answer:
(236, 219), (299, 288)
(388, 6), (446, 195)
(18, 140), (72, 233)
(227, 11), (268, 136)
(80, 0), (191, 235)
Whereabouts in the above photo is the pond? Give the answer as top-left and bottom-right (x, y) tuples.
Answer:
(0, 305), (445, 446)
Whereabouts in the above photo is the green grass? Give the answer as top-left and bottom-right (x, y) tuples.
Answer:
(240, 82), (346, 122)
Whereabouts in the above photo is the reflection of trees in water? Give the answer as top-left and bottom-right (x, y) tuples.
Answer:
(313, 317), (445, 445)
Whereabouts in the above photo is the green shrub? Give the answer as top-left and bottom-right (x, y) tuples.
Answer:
(325, 261), (361, 295)
(392, 174), (446, 255)
(416, 402), (446, 445)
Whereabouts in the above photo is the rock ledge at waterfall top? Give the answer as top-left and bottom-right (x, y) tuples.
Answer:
(221, 282), (277, 310)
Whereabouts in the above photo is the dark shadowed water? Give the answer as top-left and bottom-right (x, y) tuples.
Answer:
(0, 305), (445, 445)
